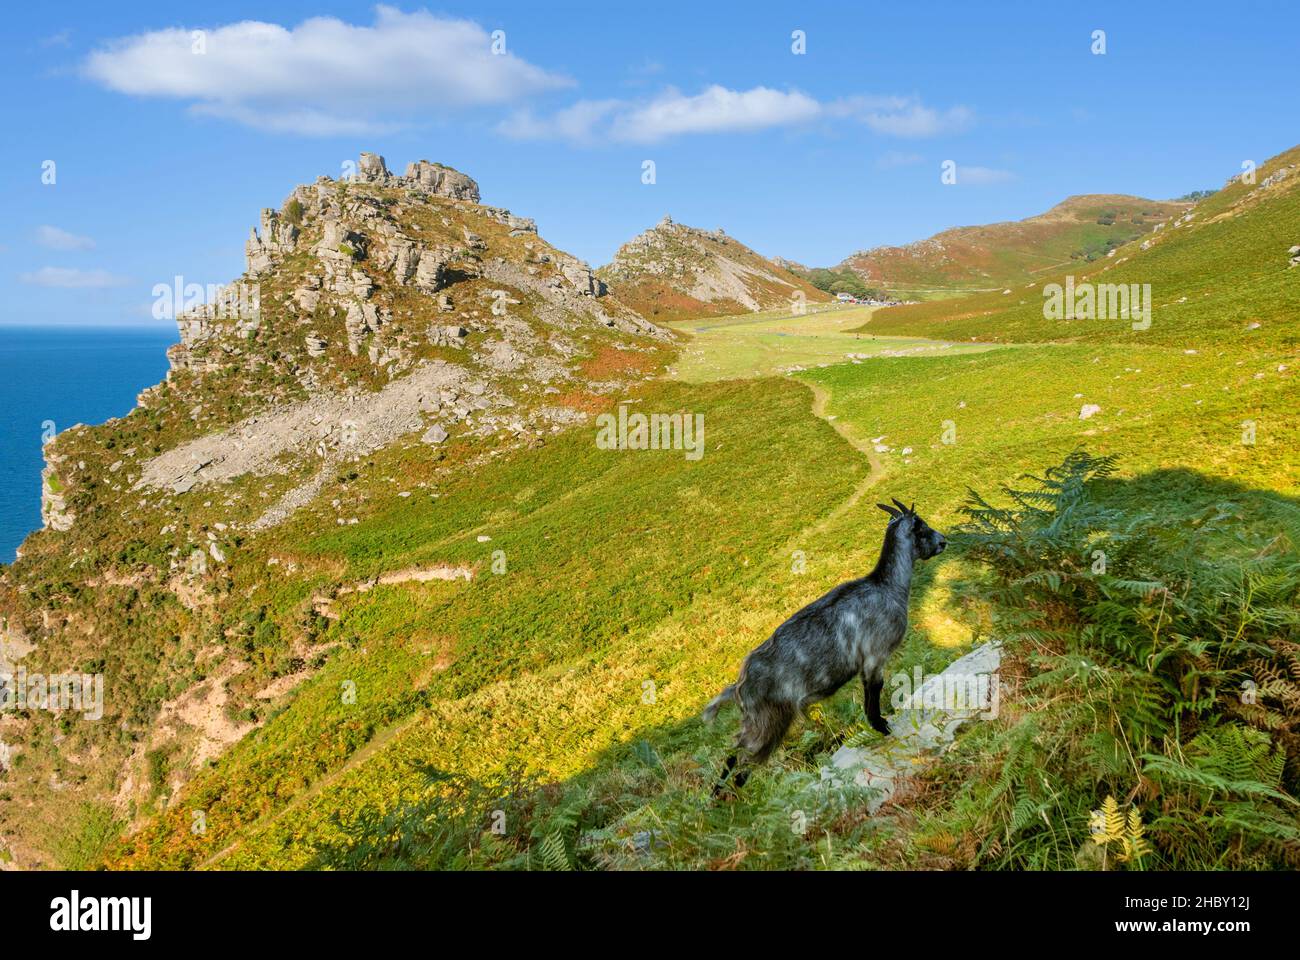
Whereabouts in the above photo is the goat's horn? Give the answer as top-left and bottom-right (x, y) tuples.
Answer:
(892, 497), (909, 513)
(877, 502), (901, 518)
(910, 502), (916, 514)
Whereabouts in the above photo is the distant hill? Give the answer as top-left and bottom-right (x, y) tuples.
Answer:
(598, 217), (832, 322)
(838, 194), (1190, 299)
(862, 146), (1300, 347)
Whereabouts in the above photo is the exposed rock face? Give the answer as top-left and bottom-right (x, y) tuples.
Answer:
(135, 359), (494, 526)
(246, 208), (298, 277)
(430, 324), (468, 348)
(123, 150), (667, 528)
(825, 643), (1002, 814)
(599, 216), (830, 321)
(39, 455), (75, 533)
(357, 151), (390, 183)
(404, 160), (480, 202)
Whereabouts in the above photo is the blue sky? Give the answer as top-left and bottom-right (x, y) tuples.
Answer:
(2, 0), (1298, 327)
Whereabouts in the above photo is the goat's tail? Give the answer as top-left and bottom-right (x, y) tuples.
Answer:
(701, 684), (737, 724)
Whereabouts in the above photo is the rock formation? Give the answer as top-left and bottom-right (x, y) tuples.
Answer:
(599, 216), (830, 321)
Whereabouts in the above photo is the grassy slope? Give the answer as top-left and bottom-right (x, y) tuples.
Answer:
(862, 149), (1300, 347)
(839, 195), (1189, 300)
(110, 377), (870, 867)
(112, 300), (1296, 869)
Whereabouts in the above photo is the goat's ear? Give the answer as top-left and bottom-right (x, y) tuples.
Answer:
(877, 503), (901, 518)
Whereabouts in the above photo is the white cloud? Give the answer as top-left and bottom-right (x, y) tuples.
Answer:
(611, 86), (822, 142)
(500, 99), (625, 145)
(831, 95), (974, 138)
(20, 267), (128, 288)
(500, 86), (970, 145)
(82, 7), (572, 136)
(956, 165), (1015, 185)
(36, 226), (96, 251)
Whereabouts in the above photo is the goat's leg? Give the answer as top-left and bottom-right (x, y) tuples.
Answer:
(712, 753), (739, 797)
(863, 673), (890, 736)
(714, 701), (794, 796)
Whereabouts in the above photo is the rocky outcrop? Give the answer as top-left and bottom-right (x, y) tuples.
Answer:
(429, 324), (468, 348)
(404, 160), (480, 202)
(599, 216), (830, 321)
(119, 150), (668, 528)
(245, 208), (298, 277)
(824, 643), (1002, 813)
(39, 453), (75, 533)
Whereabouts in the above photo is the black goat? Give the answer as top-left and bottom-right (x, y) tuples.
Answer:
(704, 498), (946, 793)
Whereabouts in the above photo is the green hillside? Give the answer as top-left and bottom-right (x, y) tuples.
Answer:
(839, 194), (1190, 301)
(862, 147), (1300, 347)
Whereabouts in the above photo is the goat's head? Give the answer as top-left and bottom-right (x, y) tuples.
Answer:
(877, 498), (947, 560)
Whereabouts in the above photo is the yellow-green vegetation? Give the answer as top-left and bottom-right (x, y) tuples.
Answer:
(862, 147), (1300, 348)
(666, 304), (1005, 382)
(3, 145), (1297, 872)
(112, 315), (1300, 869)
(839, 194), (1190, 301)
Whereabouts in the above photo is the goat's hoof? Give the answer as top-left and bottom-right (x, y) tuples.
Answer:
(869, 718), (891, 737)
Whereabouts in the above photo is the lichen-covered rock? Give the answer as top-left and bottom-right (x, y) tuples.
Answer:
(357, 151), (390, 184)
(245, 208), (298, 277)
(430, 324), (468, 348)
(404, 160), (480, 202)
(40, 456), (75, 533)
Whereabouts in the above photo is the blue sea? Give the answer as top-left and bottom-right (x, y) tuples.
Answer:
(0, 326), (176, 564)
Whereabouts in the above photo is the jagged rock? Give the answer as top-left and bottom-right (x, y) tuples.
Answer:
(560, 258), (602, 297)
(404, 160), (480, 202)
(245, 208), (298, 276)
(305, 334), (328, 357)
(344, 302), (369, 355)
(482, 205), (537, 234)
(824, 643), (1001, 813)
(389, 237), (420, 284)
(350, 270), (373, 300)
(293, 287), (320, 312)
(357, 152), (390, 183)
(414, 246), (451, 293)
(421, 423), (449, 445)
(430, 324), (468, 348)
(437, 293), (454, 312)
(40, 456), (75, 532)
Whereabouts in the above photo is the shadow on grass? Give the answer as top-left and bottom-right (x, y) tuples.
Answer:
(298, 465), (1300, 870)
